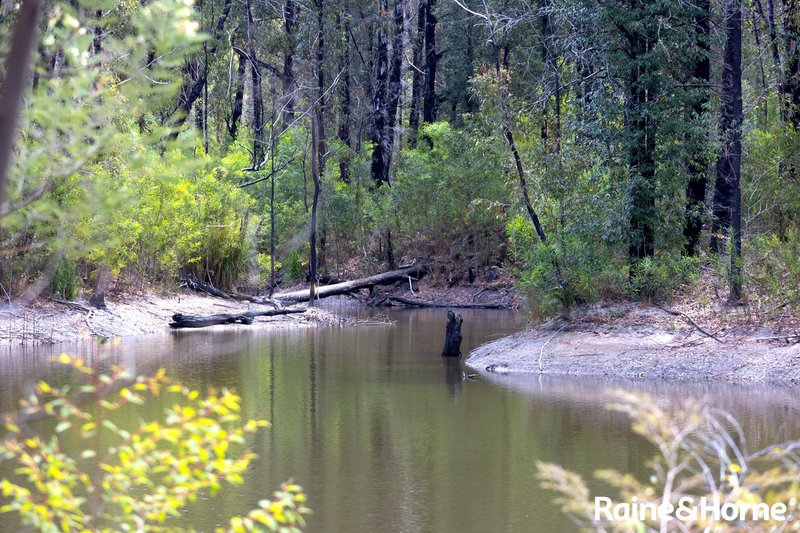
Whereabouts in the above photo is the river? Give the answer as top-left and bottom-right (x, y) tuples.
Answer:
(1, 308), (800, 532)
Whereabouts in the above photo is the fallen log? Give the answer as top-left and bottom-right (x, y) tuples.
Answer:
(181, 275), (278, 306)
(170, 307), (305, 329)
(274, 265), (425, 302)
(387, 295), (508, 309)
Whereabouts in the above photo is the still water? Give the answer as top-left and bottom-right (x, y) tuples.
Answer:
(2, 308), (800, 532)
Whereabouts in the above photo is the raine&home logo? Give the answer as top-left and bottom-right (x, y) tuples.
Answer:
(594, 496), (793, 523)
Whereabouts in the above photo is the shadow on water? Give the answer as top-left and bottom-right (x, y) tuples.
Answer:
(1, 308), (799, 532)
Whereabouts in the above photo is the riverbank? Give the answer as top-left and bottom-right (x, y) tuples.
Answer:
(0, 293), (339, 346)
(467, 301), (800, 385)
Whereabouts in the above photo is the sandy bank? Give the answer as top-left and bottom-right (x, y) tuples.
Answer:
(0, 293), (336, 346)
(467, 302), (800, 385)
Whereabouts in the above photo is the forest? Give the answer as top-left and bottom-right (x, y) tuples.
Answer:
(1, 0), (799, 314)
(6, 2), (800, 532)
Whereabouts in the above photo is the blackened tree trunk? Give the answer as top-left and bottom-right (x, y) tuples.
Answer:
(441, 310), (463, 357)
(226, 48), (246, 139)
(336, 6), (352, 183)
(682, 0), (710, 256)
(370, 0), (391, 187)
(408, 0), (426, 143)
(309, 0), (327, 302)
(282, 0), (298, 127)
(422, 0), (438, 123)
(713, 0), (744, 300)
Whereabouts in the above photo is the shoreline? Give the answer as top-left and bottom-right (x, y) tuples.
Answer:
(0, 292), (333, 346)
(467, 302), (800, 385)
(0, 276), (519, 346)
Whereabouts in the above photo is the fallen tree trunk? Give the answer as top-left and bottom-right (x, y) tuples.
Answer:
(387, 295), (508, 309)
(181, 275), (278, 306)
(274, 265), (425, 302)
(170, 307), (305, 329)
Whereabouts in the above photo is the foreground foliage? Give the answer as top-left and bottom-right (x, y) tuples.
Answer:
(537, 391), (800, 532)
(0, 355), (309, 532)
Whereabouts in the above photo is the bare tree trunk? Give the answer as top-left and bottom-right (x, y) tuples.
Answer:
(226, 47), (246, 139)
(714, 0), (743, 300)
(370, 0), (391, 186)
(0, 0), (43, 210)
(309, 0), (327, 302)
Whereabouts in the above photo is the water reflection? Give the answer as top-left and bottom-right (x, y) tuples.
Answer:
(1, 309), (799, 532)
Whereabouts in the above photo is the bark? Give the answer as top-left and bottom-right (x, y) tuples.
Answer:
(167, 0), (232, 139)
(0, 0), (43, 210)
(712, 0), (743, 300)
(682, 0), (710, 256)
(408, 0), (426, 142)
(370, 0), (391, 186)
(441, 310), (463, 357)
(170, 308), (305, 329)
(504, 127), (548, 244)
(274, 265), (425, 302)
(422, 0), (438, 123)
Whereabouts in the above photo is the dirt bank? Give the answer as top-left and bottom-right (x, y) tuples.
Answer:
(467, 302), (800, 385)
(0, 293), (337, 346)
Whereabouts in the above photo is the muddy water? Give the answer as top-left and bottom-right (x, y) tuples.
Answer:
(1, 308), (800, 532)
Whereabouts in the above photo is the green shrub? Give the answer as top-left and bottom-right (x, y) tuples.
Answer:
(747, 229), (800, 309)
(49, 257), (78, 300)
(0, 355), (309, 532)
(510, 218), (627, 316)
(629, 255), (700, 303)
(284, 250), (306, 282)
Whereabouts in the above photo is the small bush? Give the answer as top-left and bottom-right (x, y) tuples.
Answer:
(629, 255), (700, 303)
(747, 229), (800, 310)
(510, 219), (627, 316)
(0, 355), (309, 532)
(49, 257), (78, 300)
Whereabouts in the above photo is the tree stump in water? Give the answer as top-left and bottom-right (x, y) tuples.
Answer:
(441, 310), (463, 357)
